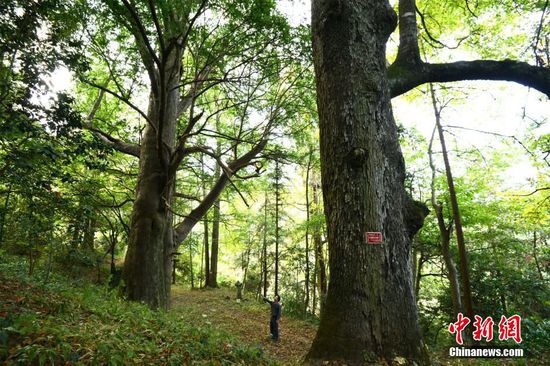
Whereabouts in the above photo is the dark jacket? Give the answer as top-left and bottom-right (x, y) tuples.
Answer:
(263, 298), (281, 320)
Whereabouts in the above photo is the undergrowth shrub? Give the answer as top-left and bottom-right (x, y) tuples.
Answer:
(0, 253), (275, 365)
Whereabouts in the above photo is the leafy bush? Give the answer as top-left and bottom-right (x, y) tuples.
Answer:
(0, 253), (276, 365)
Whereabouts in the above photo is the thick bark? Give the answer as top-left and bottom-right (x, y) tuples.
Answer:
(122, 121), (175, 309)
(308, 1), (427, 363)
(122, 41), (180, 308)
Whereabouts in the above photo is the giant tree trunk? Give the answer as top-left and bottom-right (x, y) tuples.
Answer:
(122, 52), (180, 309)
(123, 120), (174, 309)
(307, 0), (427, 363)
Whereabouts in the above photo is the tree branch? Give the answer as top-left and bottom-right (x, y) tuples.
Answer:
(120, 0), (161, 69)
(81, 78), (154, 125)
(83, 84), (141, 158)
(513, 187), (550, 197)
(173, 139), (267, 246)
(174, 192), (201, 201)
(389, 59), (550, 98)
(84, 125), (141, 158)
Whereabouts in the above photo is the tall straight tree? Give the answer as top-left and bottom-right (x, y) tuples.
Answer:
(262, 192), (268, 298)
(307, 0), (549, 363)
(208, 140), (222, 288)
(428, 85), (467, 319)
(273, 157), (282, 295)
(428, 124), (462, 317)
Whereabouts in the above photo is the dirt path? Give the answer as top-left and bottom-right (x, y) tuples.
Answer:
(171, 287), (317, 365)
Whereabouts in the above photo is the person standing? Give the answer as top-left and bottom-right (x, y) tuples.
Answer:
(263, 295), (281, 341)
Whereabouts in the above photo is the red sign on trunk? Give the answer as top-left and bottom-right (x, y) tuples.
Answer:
(366, 232), (383, 244)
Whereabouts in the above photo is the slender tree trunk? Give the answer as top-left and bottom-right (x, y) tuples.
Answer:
(274, 159), (281, 295)
(110, 237), (117, 275)
(203, 214), (210, 287)
(533, 231), (544, 280)
(209, 138), (222, 287)
(83, 217), (96, 251)
(70, 215), (82, 249)
(199, 231), (204, 288)
(209, 199), (220, 287)
(27, 196), (36, 276)
(262, 192), (268, 298)
(307, 1), (427, 363)
(439, 221), (462, 317)
(242, 240), (251, 291)
(0, 186), (11, 246)
(304, 149), (312, 316)
(414, 250), (424, 299)
(429, 84), (474, 322)
(201, 155), (211, 288)
(189, 242), (195, 289)
(434, 205), (462, 317)
(428, 125), (462, 317)
(312, 180), (327, 314)
(312, 256), (318, 315)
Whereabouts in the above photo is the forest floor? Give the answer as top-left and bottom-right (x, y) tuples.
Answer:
(172, 286), (317, 365)
(171, 286), (538, 366)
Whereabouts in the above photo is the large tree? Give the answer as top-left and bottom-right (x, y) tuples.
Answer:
(307, 0), (549, 364)
(80, 0), (298, 309)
